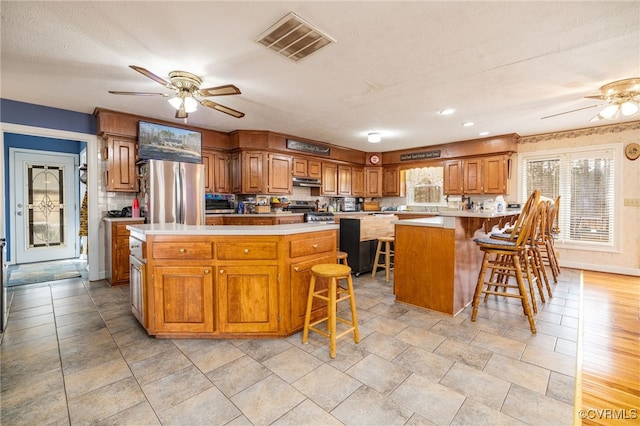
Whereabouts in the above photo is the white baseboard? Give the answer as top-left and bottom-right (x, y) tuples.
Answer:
(559, 261), (640, 277)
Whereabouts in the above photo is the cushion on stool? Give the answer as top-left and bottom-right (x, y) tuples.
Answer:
(473, 237), (516, 247)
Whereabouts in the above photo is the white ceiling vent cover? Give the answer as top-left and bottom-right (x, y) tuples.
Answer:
(256, 12), (335, 62)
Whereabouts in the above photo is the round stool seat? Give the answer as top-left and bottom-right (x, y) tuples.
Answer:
(336, 251), (349, 265)
(378, 236), (395, 243)
(311, 263), (351, 278)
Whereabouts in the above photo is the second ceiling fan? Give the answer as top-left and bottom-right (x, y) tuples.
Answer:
(109, 65), (245, 121)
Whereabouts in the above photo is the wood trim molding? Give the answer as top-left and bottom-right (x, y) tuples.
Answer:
(518, 120), (640, 144)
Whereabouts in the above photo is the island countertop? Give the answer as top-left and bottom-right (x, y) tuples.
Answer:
(127, 222), (339, 240)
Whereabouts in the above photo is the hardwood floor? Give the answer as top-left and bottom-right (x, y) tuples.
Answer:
(576, 271), (640, 425)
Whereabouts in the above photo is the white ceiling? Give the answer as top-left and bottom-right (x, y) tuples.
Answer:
(2, 1), (639, 152)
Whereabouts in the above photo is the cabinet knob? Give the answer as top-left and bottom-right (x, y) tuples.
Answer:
(244, 248), (249, 254)
(312, 244), (318, 249)
(219, 269), (224, 274)
(179, 248), (185, 254)
(294, 266), (299, 272)
(204, 269), (210, 274)
(130, 244), (140, 249)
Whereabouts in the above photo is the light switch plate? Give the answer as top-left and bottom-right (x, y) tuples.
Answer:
(623, 198), (640, 206)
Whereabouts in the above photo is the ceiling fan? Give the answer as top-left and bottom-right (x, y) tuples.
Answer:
(541, 78), (640, 121)
(109, 65), (245, 121)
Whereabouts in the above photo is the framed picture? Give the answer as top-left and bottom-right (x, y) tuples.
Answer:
(138, 121), (202, 163)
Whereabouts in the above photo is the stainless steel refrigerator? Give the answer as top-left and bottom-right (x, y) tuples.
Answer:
(145, 159), (205, 225)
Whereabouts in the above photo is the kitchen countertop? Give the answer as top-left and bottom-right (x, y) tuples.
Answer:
(394, 209), (520, 229)
(127, 222), (339, 240)
(102, 217), (145, 222)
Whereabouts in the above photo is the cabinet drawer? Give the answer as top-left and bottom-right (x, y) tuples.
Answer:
(290, 235), (335, 258)
(129, 237), (144, 260)
(115, 223), (132, 237)
(152, 242), (214, 259)
(217, 242), (278, 260)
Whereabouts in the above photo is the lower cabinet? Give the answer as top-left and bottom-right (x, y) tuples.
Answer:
(153, 266), (215, 333)
(217, 265), (279, 333)
(290, 255), (335, 330)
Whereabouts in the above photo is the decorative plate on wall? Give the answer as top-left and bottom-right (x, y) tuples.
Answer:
(625, 143), (640, 160)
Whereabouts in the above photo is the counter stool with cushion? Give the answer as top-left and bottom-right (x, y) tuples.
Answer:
(302, 263), (359, 358)
(336, 251), (349, 266)
(372, 236), (395, 283)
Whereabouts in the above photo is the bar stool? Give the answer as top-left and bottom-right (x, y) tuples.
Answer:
(302, 264), (359, 358)
(372, 236), (394, 282)
(336, 251), (349, 266)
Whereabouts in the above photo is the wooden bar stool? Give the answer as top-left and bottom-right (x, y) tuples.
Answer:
(302, 264), (359, 358)
(336, 251), (349, 266)
(372, 236), (394, 282)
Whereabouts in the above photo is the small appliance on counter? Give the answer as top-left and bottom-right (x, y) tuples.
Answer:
(205, 193), (236, 214)
(339, 197), (357, 212)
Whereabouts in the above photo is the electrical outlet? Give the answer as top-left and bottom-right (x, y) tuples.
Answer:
(623, 198), (640, 207)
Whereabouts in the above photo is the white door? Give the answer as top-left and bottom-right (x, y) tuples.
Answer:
(12, 150), (78, 263)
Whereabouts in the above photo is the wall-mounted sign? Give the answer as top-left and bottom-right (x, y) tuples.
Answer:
(400, 150), (441, 161)
(286, 139), (330, 156)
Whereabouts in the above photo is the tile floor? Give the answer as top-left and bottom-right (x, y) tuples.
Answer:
(0, 267), (580, 425)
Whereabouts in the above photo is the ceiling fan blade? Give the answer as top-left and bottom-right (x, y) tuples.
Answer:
(197, 84), (241, 97)
(108, 91), (168, 96)
(584, 95), (606, 100)
(201, 100), (245, 118)
(540, 104), (599, 120)
(130, 65), (173, 89)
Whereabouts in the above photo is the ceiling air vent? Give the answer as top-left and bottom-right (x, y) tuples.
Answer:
(256, 12), (335, 62)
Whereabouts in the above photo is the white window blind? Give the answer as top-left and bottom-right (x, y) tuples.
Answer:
(405, 167), (445, 205)
(522, 148), (616, 247)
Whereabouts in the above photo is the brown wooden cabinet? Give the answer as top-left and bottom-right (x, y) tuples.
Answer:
(105, 219), (144, 286)
(153, 265), (215, 333)
(205, 216), (224, 225)
(202, 151), (215, 193)
(217, 265), (279, 333)
(351, 167), (365, 197)
(382, 166), (401, 196)
(214, 152), (231, 193)
(267, 153), (292, 194)
(293, 157), (322, 179)
(320, 162), (338, 195)
(365, 167), (383, 197)
(444, 155), (508, 195)
(338, 165), (352, 196)
(275, 215), (304, 224)
(223, 216), (274, 225)
(105, 136), (138, 192)
(242, 151), (265, 194)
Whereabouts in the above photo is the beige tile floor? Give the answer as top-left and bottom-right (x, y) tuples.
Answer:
(0, 267), (579, 425)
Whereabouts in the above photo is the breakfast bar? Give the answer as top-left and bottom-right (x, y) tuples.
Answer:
(393, 210), (519, 316)
(127, 222), (339, 339)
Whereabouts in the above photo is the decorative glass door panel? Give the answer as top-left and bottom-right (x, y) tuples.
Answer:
(27, 164), (66, 248)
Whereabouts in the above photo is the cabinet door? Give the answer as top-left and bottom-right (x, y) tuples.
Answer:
(444, 160), (463, 195)
(223, 216), (254, 225)
(242, 151), (265, 194)
(231, 152), (242, 193)
(463, 159), (482, 194)
(267, 154), (292, 194)
(321, 162), (338, 195)
(365, 167), (383, 197)
(351, 167), (365, 197)
(290, 255), (335, 330)
(205, 216), (224, 225)
(483, 155), (507, 194)
(382, 166), (400, 196)
(276, 215), (304, 224)
(202, 152), (215, 192)
(130, 255), (146, 327)
(292, 158), (308, 177)
(153, 266), (214, 333)
(107, 137), (138, 192)
(214, 152), (231, 193)
(217, 265), (278, 333)
(338, 165), (352, 195)
(307, 160), (322, 178)
(114, 236), (131, 283)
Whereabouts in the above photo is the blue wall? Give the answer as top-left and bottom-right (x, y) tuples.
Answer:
(2, 99), (94, 260)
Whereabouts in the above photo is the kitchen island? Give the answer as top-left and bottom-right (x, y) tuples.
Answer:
(127, 222), (339, 339)
(393, 210), (519, 316)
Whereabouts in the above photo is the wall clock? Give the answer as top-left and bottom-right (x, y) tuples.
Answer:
(625, 143), (640, 160)
(369, 154), (380, 165)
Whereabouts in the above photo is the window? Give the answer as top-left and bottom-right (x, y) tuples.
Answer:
(404, 167), (446, 206)
(521, 146), (618, 248)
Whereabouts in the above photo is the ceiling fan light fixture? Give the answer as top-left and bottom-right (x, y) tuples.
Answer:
(183, 96), (198, 113)
(168, 95), (183, 110)
(620, 100), (639, 116)
(599, 104), (619, 119)
(368, 132), (382, 143)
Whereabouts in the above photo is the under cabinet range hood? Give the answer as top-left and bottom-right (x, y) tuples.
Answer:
(292, 177), (322, 187)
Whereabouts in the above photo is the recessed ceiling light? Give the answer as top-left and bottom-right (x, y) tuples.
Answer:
(479, 131), (490, 136)
(438, 108), (456, 115)
(462, 121), (475, 127)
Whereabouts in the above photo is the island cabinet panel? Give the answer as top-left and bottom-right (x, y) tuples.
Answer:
(217, 265), (278, 333)
(290, 235), (335, 257)
(152, 241), (214, 259)
(290, 255), (335, 330)
(217, 241), (278, 260)
(153, 266), (215, 333)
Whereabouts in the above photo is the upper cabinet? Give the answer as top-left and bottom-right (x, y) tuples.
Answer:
(364, 167), (382, 197)
(292, 157), (322, 179)
(242, 151), (265, 194)
(351, 167), (365, 197)
(267, 153), (292, 194)
(338, 165), (352, 196)
(319, 162), (338, 195)
(204, 151), (232, 194)
(382, 166), (402, 197)
(105, 136), (138, 192)
(444, 155), (508, 195)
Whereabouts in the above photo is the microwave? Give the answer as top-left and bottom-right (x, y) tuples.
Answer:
(205, 194), (235, 213)
(340, 197), (357, 212)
